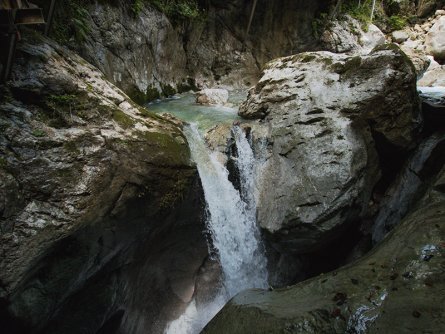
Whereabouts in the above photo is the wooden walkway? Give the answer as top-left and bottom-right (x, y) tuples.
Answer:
(0, 0), (55, 82)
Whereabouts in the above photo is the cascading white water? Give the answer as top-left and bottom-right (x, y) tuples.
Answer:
(165, 124), (268, 334)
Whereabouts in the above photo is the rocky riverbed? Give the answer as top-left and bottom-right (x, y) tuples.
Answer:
(1, 1), (445, 334)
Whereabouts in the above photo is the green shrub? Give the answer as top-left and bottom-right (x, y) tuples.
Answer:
(142, 0), (205, 23)
(132, 0), (145, 15)
(387, 15), (407, 30)
(32, 129), (47, 137)
(52, 0), (91, 44)
(341, 0), (374, 28)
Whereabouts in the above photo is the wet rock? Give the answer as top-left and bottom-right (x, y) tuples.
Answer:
(196, 89), (229, 106)
(203, 164), (445, 334)
(235, 45), (420, 253)
(372, 133), (445, 242)
(0, 34), (207, 334)
(69, 0), (325, 101)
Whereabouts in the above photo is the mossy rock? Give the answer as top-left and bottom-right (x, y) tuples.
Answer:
(112, 109), (136, 129)
(161, 84), (177, 97)
(146, 85), (161, 101)
(127, 86), (148, 106)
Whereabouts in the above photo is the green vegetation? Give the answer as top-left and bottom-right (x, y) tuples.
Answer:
(32, 129), (47, 137)
(49, 0), (205, 44)
(312, 12), (329, 39)
(47, 94), (77, 106)
(112, 109), (136, 129)
(136, 0), (205, 22)
(146, 85), (161, 101)
(0, 157), (7, 170)
(159, 176), (189, 210)
(161, 84), (176, 97)
(38, 93), (79, 128)
(387, 15), (407, 30)
(176, 78), (197, 93)
(342, 1), (375, 25)
(52, 0), (91, 44)
(63, 141), (80, 154)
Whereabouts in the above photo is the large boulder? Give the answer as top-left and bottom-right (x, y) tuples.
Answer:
(196, 88), (229, 106)
(203, 163), (445, 334)
(321, 15), (385, 54)
(426, 16), (445, 61)
(0, 34), (207, 334)
(236, 45), (420, 253)
(400, 46), (431, 78)
(418, 56), (445, 86)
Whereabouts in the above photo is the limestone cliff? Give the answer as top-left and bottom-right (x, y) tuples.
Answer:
(52, 0), (330, 103)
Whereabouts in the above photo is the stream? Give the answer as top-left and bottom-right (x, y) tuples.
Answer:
(149, 92), (269, 333)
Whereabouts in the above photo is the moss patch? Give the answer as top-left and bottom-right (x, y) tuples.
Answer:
(300, 53), (317, 63)
(127, 87), (148, 106)
(32, 129), (47, 137)
(136, 130), (189, 165)
(332, 56), (362, 75)
(159, 176), (190, 210)
(161, 84), (177, 98)
(0, 157), (7, 170)
(176, 78), (198, 93)
(63, 141), (80, 154)
(146, 85), (161, 101)
(387, 15), (407, 30)
(112, 109), (136, 129)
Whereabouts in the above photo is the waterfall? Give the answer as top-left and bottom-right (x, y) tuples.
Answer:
(165, 124), (268, 334)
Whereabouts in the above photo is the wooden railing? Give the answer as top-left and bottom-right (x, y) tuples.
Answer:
(0, 0), (56, 82)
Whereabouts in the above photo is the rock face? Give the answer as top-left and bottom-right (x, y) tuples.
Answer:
(426, 16), (445, 61)
(196, 88), (229, 106)
(418, 56), (445, 86)
(373, 133), (445, 242)
(417, 0), (445, 17)
(233, 45), (420, 253)
(0, 34), (207, 334)
(321, 15), (385, 54)
(64, 0), (327, 103)
(392, 30), (409, 43)
(400, 46), (431, 78)
(203, 164), (445, 334)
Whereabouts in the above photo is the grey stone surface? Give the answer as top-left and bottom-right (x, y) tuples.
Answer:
(0, 34), (208, 334)
(426, 16), (445, 60)
(203, 164), (445, 333)
(235, 45), (420, 253)
(196, 88), (229, 106)
(321, 15), (385, 54)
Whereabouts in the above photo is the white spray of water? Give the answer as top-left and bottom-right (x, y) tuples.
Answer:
(165, 124), (268, 334)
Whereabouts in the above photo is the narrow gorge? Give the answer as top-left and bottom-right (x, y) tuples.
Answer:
(0, 1), (444, 334)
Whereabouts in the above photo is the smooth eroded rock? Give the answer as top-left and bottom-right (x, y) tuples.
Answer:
(426, 16), (445, 61)
(392, 30), (409, 43)
(203, 164), (445, 334)
(196, 88), (229, 106)
(321, 15), (385, 54)
(0, 33), (207, 334)
(237, 44), (420, 253)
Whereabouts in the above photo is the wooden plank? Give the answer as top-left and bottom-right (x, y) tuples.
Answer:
(44, 0), (55, 35)
(2, 31), (17, 82)
(14, 8), (45, 24)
